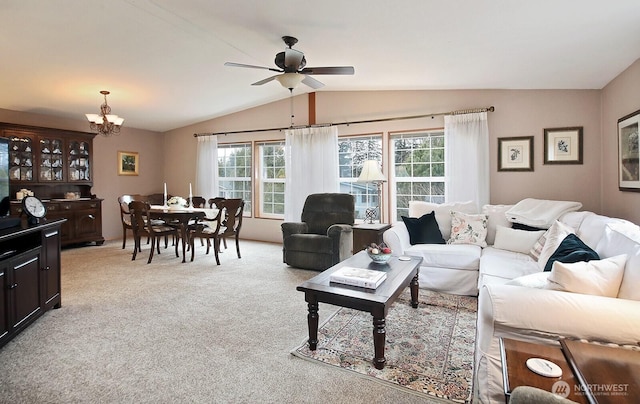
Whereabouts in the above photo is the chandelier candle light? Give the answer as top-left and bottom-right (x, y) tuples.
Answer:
(85, 90), (124, 136)
(357, 160), (387, 224)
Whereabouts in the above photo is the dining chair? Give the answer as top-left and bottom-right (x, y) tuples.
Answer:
(129, 201), (179, 264)
(190, 196), (207, 208)
(189, 198), (244, 265)
(118, 194), (147, 249)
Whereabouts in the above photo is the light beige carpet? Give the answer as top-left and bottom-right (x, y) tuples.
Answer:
(0, 239), (453, 404)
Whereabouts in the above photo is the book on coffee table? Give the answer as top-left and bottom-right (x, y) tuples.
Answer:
(329, 266), (387, 289)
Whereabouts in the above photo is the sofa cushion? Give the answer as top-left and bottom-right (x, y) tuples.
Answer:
(537, 221), (575, 270)
(448, 211), (488, 247)
(401, 212), (445, 245)
(493, 226), (545, 254)
(404, 243), (481, 270)
(543, 234), (600, 272)
(596, 223), (640, 300)
(482, 204), (513, 245)
(547, 255), (627, 298)
(505, 272), (550, 289)
(479, 247), (539, 285)
(408, 200), (476, 240)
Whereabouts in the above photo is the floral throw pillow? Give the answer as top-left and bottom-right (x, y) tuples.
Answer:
(447, 211), (488, 247)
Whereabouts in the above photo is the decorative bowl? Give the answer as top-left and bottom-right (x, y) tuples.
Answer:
(367, 251), (392, 264)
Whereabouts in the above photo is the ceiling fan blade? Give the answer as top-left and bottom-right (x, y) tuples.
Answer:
(251, 75), (279, 86)
(284, 48), (304, 71)
(300, 66), (355, 75)
(301, 75), (325, 89)
(225, 62), (281, 72)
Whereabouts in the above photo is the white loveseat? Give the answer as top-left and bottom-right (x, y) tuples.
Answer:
(382, 200), (640, 403)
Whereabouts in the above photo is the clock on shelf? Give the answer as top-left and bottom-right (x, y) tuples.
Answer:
(22, 195), (47, 225)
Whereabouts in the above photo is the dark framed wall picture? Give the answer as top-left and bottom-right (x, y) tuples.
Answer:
(498, 136), (534, 171)
(118, 151), (139, 176)
(543, 127), (583, 164)
(618, 109), (640, 192)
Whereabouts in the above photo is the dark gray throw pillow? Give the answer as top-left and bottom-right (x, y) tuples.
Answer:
(544, 233), (600, 272)
(401, 212), (445, 245)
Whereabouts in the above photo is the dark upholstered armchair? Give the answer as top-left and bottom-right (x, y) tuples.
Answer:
(281, 193), (355, 271)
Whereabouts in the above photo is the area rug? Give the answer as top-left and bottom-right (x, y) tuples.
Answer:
(291, 290), (477, 403)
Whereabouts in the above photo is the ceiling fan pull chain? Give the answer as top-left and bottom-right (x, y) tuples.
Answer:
(289, 89), (294, 127)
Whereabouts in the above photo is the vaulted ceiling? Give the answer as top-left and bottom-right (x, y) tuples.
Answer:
(1, 1), (639, 132)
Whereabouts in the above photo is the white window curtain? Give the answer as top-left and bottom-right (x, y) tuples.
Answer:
(284, 126), (339, 221)
(444, 112), (489, 210)
(195, 135), (219, 199)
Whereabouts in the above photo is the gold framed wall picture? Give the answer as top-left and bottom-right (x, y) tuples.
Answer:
(498, 136), (534, 171)
(618, 109), (640, 192)
(543, 127), (583, 164)
(118, 151), (139, 176)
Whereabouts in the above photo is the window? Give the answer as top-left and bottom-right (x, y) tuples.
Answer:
(258, 141), (285, 218)
(338, 135), (383, 222)
(217, 143), (252, 213)
(391, 131), (445, 220)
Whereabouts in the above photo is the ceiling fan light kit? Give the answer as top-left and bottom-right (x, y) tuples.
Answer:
(225, 36), (354, 91)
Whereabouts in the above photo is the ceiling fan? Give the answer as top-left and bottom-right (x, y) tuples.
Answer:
(224, 36), (355, 91)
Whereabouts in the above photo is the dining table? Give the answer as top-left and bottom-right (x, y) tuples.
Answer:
(148, 205), (219, 263)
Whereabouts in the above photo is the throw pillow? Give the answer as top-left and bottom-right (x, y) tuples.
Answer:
(505, 272), (550, 289)
(512, 222), (546, 231)
(546, 254), (627, 297)
(447, 211), (488, 247)
(536, 220), (575, 269)
(493, 226), (545, 254)
(401, 212), (446, 245)
(482, 204), (513, 245)
(543, 233), (600, 272)
(408, 200), (477, 240)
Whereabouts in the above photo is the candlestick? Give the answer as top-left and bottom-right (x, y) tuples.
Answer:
(163, 182), (168, 207)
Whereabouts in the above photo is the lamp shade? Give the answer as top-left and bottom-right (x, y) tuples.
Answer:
(276, 73), (304, 89)
(357, 160), (386, 183)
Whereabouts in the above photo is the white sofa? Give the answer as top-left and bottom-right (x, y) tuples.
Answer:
(382, 200), (640, 403)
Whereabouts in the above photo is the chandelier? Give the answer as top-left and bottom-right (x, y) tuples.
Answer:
(85, 90), (124, 136)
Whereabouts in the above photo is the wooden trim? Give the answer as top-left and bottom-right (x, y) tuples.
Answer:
(308, 92), (316, 125)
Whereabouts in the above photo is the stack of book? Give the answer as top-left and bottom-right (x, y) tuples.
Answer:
(329, 266), (387, 289)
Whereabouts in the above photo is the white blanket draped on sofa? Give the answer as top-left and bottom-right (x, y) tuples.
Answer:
(505, 198), (582, 229)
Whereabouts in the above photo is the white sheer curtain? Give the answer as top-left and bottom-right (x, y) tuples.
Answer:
(284, 126), (339, 221)
(444, 112), (489, 210)
(195, 135), (219, 199)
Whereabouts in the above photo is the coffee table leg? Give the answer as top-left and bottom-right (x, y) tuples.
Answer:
(373, 316), (386, 369)
(410, 274), (419, 308)
(307, 298), (319, 350)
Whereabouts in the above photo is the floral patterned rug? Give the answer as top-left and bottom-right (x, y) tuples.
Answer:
(291, 290), (477, 403)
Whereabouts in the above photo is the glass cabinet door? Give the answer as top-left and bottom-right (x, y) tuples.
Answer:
(39, 138), (64, 181)
(9, 136), (34, 182)
(68, 140), (90, 182)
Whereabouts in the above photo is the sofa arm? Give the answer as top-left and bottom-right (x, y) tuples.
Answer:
(281, 222), (308, 239)
(478, 284), (640, 353)
(327, 224), (353, 262)
(382, 221), (411, 254)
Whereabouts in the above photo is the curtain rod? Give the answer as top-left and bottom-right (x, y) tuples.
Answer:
(193, 106), (494, 137)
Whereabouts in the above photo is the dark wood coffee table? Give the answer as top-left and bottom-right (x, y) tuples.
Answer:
(296, 251), (422, 369)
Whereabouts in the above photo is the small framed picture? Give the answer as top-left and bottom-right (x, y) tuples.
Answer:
(498, 136), (534, 171)
(543, 127), (583, 164)
(118, 151), (139, 176)
(618, 109), (640, 192)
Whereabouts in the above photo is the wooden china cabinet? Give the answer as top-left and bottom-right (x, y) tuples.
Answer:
(0, 122), (104, 247)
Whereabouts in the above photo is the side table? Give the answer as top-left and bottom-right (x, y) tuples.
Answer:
(352, 223), (391, 253)
(500, 338), (587, 403)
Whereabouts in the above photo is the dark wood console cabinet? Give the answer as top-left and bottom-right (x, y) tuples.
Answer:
(1, 122), (104, 247)
(0, 219), (64, 349)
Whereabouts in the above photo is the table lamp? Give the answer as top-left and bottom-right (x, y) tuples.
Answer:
(357, 160), (387, 223)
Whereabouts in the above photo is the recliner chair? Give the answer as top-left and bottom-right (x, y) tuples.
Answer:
(281, 193), (355, 270)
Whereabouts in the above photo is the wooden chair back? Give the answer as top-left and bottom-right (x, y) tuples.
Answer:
(220, 198), (244, 238)
(190, 196), (207, 208)
(208, 197), (225, 209)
